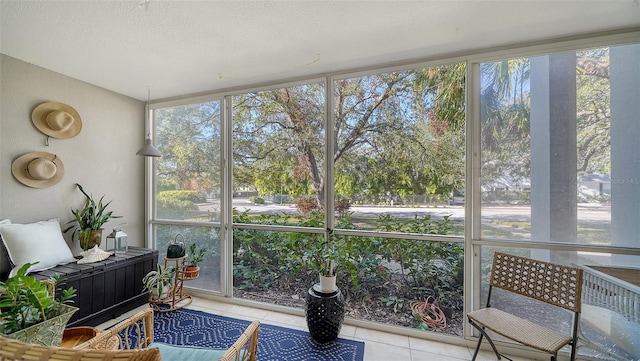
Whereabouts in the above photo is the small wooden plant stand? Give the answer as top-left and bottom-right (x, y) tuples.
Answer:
(148, 256), (198, 312)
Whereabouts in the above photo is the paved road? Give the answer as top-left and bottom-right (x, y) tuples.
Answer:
(220, 198), (611, 223)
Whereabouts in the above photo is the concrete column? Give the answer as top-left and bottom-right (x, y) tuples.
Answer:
(530, 52), (577, 246)
(610, 44), (640, 248)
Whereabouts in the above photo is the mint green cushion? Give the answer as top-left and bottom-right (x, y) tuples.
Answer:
(149, 342), (227, 361)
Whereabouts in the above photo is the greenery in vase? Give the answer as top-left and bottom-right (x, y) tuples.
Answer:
(142, 264), (175, 299)
(63, 183), (121, 250)
(318, 228), (337, 277)
(187, 243), (206, 267)
(0, 263), (76, 334)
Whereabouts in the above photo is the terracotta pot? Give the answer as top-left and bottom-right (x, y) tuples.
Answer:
(182, 265), (200, 280)
(79, 229), (103, 250)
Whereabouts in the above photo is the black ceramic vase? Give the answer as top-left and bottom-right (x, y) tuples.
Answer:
(305, 284), (346, 343)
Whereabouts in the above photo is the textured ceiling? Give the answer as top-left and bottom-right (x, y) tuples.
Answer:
(1, 1), (639, 101)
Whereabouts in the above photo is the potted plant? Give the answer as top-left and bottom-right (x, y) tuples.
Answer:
(305, 228), (345, 343)
(182, 243), (206, 280)
(0, 263), (78, 347)
(142, 263), (175, 301)
(315, 228), (338, 293)
(63, 183), (121, 250)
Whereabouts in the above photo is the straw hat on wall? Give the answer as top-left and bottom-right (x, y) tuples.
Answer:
(11, 151), (65, 188)
(31, 102), (82, 139)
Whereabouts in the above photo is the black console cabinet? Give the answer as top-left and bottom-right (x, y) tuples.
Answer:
(33, 247), (158, 327)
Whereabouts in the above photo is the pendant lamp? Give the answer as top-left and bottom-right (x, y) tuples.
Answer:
(136, 136), (161, 157)
(136, 89), (161, 157)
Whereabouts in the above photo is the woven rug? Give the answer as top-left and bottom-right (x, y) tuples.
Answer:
(150, 308), (365, 361)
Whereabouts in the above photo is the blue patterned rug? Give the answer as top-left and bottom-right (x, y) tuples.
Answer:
(149, 308), (364, 361)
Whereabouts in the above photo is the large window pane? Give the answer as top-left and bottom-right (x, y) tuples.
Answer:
(233, 227), (464, 335)
(232, 83), (325, 227)
(479, 247), (640, 360)
(152, 100), (222, 294)
(333, 64), (466, 235)
(154, 101), (221, 221)
(155, 224), (221, 292)
(480, 44), (640, 249)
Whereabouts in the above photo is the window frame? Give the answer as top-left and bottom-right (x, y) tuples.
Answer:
(144, 29), (640, 357)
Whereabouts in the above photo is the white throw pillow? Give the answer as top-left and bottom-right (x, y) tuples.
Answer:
(0, 219), (11, 275)
(0, 218), (75, 276)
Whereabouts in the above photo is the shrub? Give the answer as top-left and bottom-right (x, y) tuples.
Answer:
(375, 214), (463, 309)
(156, 190), (202, 218)
(334, 198), (352, 213)
(231, 208), (463, 311)
(295, 197), (352, 214)
(248, 196), (265, 204)
(296, 196), (320, 213)
(157, 190), (205, 203)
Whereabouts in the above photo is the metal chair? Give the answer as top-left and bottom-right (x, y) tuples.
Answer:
(467, 252), (583, 361)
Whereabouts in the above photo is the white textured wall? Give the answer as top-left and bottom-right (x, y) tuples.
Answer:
(0, 55), (3, 216)
(0, 54), (145, 273)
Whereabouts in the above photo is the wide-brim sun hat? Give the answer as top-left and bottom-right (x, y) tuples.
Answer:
(11, 151), (65, 188)
(31, 101), (82, 139)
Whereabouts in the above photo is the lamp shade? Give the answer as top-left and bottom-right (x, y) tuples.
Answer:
(136, 138), (161, 157)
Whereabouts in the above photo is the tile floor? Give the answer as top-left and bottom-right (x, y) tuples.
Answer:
(99, 296), (536, 361)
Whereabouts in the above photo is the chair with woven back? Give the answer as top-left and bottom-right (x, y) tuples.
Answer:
(0, 308), (260, 361)
(467, 252), (583, 361)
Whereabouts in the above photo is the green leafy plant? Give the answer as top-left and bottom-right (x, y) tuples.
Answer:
(63, 183), (121, 250)
(0, 263), (76, 334)
(233, 260), (274, 289)
(187, 242), (206, 267)
(142, 264), (175, 299)
(310, 228), (337, 277)
(230, 207), (463, 317)
(381, 295), (405, 313)
(413, 312), (431, 331)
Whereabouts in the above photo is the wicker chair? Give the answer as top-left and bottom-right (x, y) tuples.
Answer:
(467, 252), (583, 361)
(0, 336), (162, 361)
(0, 308), (260, 361)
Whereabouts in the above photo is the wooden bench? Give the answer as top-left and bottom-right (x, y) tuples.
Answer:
(467, 252), (583, 361)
